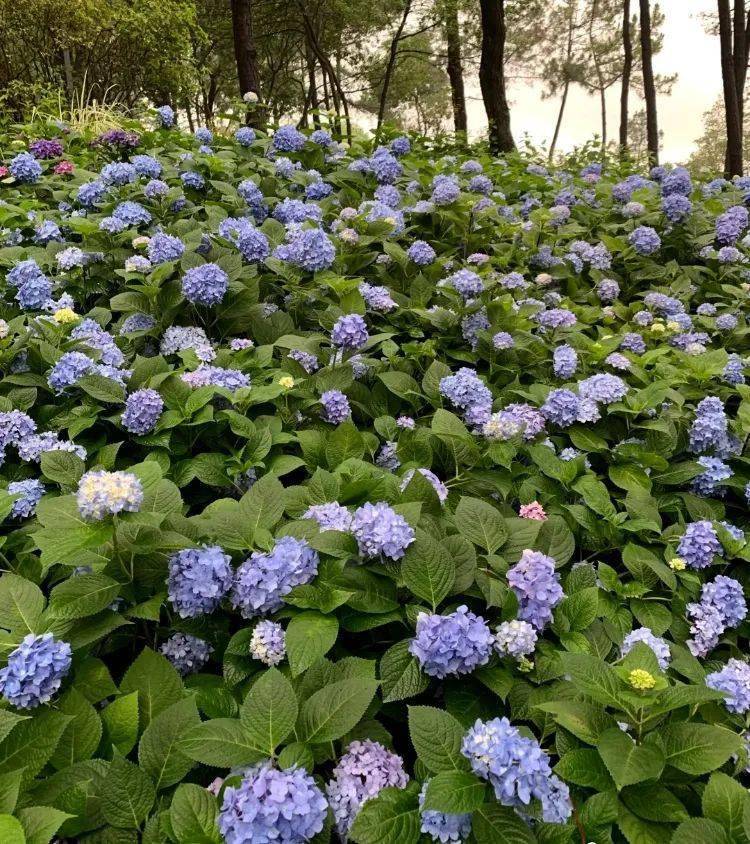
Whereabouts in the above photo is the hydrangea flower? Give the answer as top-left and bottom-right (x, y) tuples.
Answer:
(76, 470), (142, 520)
(274, 227), (335, 271)
(706, 659), (750, 714)
(231, 536), (319, 617)
(121, 388), (164, 435)
(331, 314), (368, 350)
(7, 479), (44, 518)
(303, 502), (352, 532)
(677, 521), (722, 569)
(320, 390), (350, 423)
(160, 633), (213, 675)
(167, 545), (233, 618)
(0, 633), (72, 709)
(327, 741), (409, 837)
(410, 606), (493, 678)
(351, 502), (415, 560)
(494, 620), (538, 659)
(9, 152), (42, 183)
(621, 627), (671, 669)
(419, 781), (472, 843)
(507, 550), (564, 630)
(181, 263), (229, 306)
(219, 762), (328, 843)
(408, 240), (436, 265)
(148, 232), (185, 264)
(249, 620), (287, 666)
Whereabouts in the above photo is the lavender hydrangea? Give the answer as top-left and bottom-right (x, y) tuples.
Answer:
(121, 388), (164, 434)
(687, 574), (747, 656)
(419, 781), (472, 843)
(231, 536), (319, 617)
(7, 479), (44, 518)
(677, 521), (722, 569)
(160, 633), (213, 675)
(706, 660), (750, 714)
(629, 226), (661, 255)
(621, 627), (671, 669)
(320, 390), (351, 423)
(76, 470), (143, 520)
(0, 633), (72, 709)
(249, 620), (287, 666)
(408, 240), (436, 265)
(219, 762), (328, 844)
(167, 545), (233, 618)
(332, 313), (369, 350)
(507, 550), (564, 630)
(410, 606), (493, 678)
(553, 344), (578, 378)
(351, 501), (414, 560)
(181, 263), (229, 306)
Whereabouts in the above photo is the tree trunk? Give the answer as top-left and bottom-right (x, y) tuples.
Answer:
(724, 0), (746, 172)
(478, 0), (515, 153)
(619, 0), (632, 150)
(443, 0), (467, 134)
(376, 0), (413, 133)
(639, 0), (659, 164)
(62, 49), (74, 98)
(305, 38), (321, 129)
(230, 0), (264, 127)
(549, 79), (570, 161)
(719, 0), (743, 176)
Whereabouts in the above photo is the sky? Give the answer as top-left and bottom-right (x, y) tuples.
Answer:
(463, 0), (720, 164)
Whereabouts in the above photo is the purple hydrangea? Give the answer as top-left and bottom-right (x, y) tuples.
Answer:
(439, 368), (492, 415)
(621, 627), (671, 669)
(724, 354), (745, 385)
(376, 441), (400, 471)
(540, 388), (582, 427)
(167, 545), (233, 618)
(407, 240), (436, 265)
(29, 138), (63, 159)
(156, 105), (175, 127)
(493, 331), (514, 350)
(661, 166), (692, 196)
(462, 717), (572, 824)
(148, 232), (185, 264)
(332, 314), (369, 350)
(662, 193), (692, 222)
(419, 781), (472, 843)
(687, 575), (747, 656)
(219, 762), (328, 844)
(289, 349), (319, 374)
(706, 659), (750, 714)
(181, 263), (229, 306)
(327, 741), (409, 837)
(410, 606), (494, 678)
(0, 633), (71, 709)
(238, 227), (270, 262)
(431, 175), (460, 205)
(231, 536), (319, 617)
(716, 205), (748, 244)
(274, 227), (335, 272)
(121, 388), (164, 435)
(235, 126), (256, 146)
(578, 373), (629, 405)
(359, 282), (396, 312)
(273, 124), (307, 152)
(350, 501), (414, 560)
(320, 390), (351, 424)
(536, 308), (577, 330)
(693, 456), (732, 497)
(677, 521), (722, 569)
(447, 269), (483, 300)
(7, 479), (44, 518)
(507, 550), (564, 630)
(250, 620), (287, 666)
(303, 502), (353, 532)
(620, 332), (646, 354)
(113, 201), (151, 227)
(553, 344), (578, 378)
(160, 633), (213, 675)
(629, 226), (661, 255)
(9, 152), (42, 183)
(689, 397), (731, 456)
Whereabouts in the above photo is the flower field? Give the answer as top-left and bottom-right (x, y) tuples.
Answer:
(1, 114), (750, 843)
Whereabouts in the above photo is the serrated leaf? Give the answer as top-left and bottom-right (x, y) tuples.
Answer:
(240, 668), (297, 755)
(423, 770), (485, 813)
(120, 648), (183, 729)
(48, 573), (120, 620)
(179, 718), (265, 767)
(286, 612), (339, 677)
(101, 693), (140, 756)
(138, 697), (200, 790)
(455, 497), (507, 553)
(101, 756), (155, 829)
(349, 783), (420, 844)
(662, 724), (742, 775)
(597, 728), (665, 790)
(297, 679), (378, 743)
(401, 532), (454, 609)
(380, 641), (428, 703)
(170, 783), (221, 844)
(408, 706), (468, 773)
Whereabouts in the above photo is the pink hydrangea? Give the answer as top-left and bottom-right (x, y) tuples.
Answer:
(519, 501), (547, 521)
(54, 161), (74, 175)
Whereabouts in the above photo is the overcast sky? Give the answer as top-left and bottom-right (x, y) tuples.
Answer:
(463, 0), (719, 163)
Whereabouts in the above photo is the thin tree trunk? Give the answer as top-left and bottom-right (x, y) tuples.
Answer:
(549, 80), (570, 161)
(62, 49), (74, 98)
(230, 0), (264, 127)
(619, 0), (632, 151)
(479, 0), (515, 153)
(305, 38), (321, 129)
(443, 0), (467, 134)
(724, 0), (747, 172)
(184, 102), (195, 133)
(719, 0), (743, 176)
(376, 0), (413, 133)
(639, 0), (659, 164)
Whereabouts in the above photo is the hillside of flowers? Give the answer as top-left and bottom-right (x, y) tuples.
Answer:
(1, 111), (750, 844)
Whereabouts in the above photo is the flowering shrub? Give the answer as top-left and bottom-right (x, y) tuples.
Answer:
(0, 116), (750, 843)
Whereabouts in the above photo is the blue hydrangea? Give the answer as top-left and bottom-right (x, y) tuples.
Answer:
(121, 388), (164, 435)
(493, 331), (514, 350)
(447, 269), (483, 300)
(351, 501), (415, 560)
(16, 275), (52, 309)
(410, 605), (494, 678)
(310, 129), (332, 147)
(707, 659), (750, 714)
(156, 105), (175, 127)
(288, 349), (319, 373)
(181, 171), (205, 190)
(320, 390), (350, 423)
(0, 411), (36, 450)
(219, 762), (328, 844)
(238, 227), (270, 262)
(167, 545), (233, 618)
(371, 151), (402, 184)
(494, 619), (538, 659)
(687, 574), (747, 656)
(689, 398), (730, 455)
(274, 198), (323, 224)
(48, 351), (97, 392)
(716, 205), (748, 244)
(507, 549), (564, 630)
(716, 313), (738, 330)
(327, 740), (409, 838)
(553, 344), (578, 378)
(181, 263), (229, 306)
(132, 154), (162, 178)
(148, 232), (185, 264)
(194, 127), (213, 144)
(661, 166), (692, 196)
(235, 126), (256, 146)
(303, 502), (352, 532)
(540, 388), (581, 427)
(376, 441), (400, 471)
(9, 152), (42, 183)
(7, 478), (44, 518)
(439, 368), (492, 415)
(408, 240), (436, 265)
(578, 373), (629, 405)
(431, 175), (460, 205)
(272, 125), (307, 152)
(419, 781), (471, 843)
(0, 633), (71, 709)
(462, 717), (572, 824)
(34, 220), (62, 244)
(332, 314), (368, 350)
(692, 456), (732, 497)
(629, 225), (661, 255)
(360, 282), (396, 312)
(144, 178), (169, 198)
(662, 193), (692, 222)
(274, 227), (335, 271)
(724, 354), (745, 385)
(536, 308), (577, 329)
(250, 620), (287, 666)
(160, 632), (213, 675)
(76, 180), (107, 207)
(101, 162), (136, 186)
(231, 536), (319, 617)
(677, 521), (722, 569)
(621, 627), (671, 669)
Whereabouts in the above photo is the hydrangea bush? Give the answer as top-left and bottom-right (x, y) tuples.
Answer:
(0, 115), (749, 843)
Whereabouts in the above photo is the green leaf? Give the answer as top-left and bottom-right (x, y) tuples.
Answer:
(170, 783), (221, 844)
(120, 648), (183, 729)
(702, 772), (750, 843)
(285, 612), (339, 677)
(297, 679), (379, 743)
(17, 806), (72, 844)
(472, 803), (536, 843)
(558, 652), (625, 710)
(50, 689), (102, 769)
(0, 574), (45, 635)
(423, 771), (485, 813)
(401, 532), (454, 609)
(40, 451), (85, 486)
(240, 668), (298, 755)
(47, 573), (120, 620)
(0, 710), (70, 784)
(101, 693), (140, 756)
(138, 697), (200, 790)
(662, 724), (742, 775)
(534, 700), (616, 745)
(0, 814), (25, 844)
(620, 784), (689, 823)
(380, 641), (428, 703)
(101, 756), (155, 829)
(556, 586), (599, 631)
(179, 718), (265, 767)
(455, 497), (507, 553)
(573, 474), (616, 519)
(0, 770), (23, 814)
(408, 706), (468, 773)
(349, 783), (420, 844)
(239, 473), (285, 539)
(597, 727), (665, 790)
(325, 420), (365, 466)
(78, 373), (126, 403)
(377, 371), (421, 400)
(554, 748), (614, 790)
(671, 819), (731, 844)
(33, 495), (112, 566)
